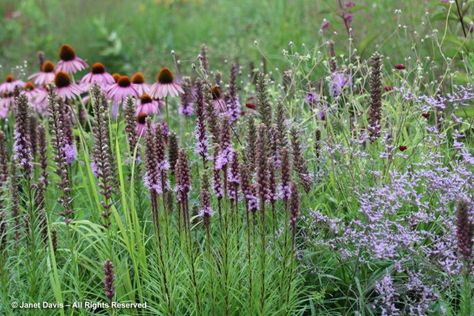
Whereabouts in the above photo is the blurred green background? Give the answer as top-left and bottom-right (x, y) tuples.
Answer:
(0, 0), (471, 77)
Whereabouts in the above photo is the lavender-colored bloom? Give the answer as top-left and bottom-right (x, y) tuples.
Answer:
(226, 63), (240, 123)
(305, 91), (319, 108)
(13, 93), (32, 176)
(194, 81), (209, 160)
(175, 150), (191, 203)
(330, 72), (351, 97)
(56, 44), (88, 74)
(215, 118), (235, 170)
(279, 148), (292, 200)
(320, 19), (330, 32)
(228, 155), (240, 201)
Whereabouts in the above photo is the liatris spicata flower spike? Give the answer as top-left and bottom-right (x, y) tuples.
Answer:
(328, 41), (337, 73)
(205, 89), (220, 143)
(91, 85), (114, 227)
(275, 100), (288, 149)
(0, 132), (7, 248)
(155, 126), (170, 198)
(215, 117), (234, 170)
(199, 44), (209, 75)
(179, 77), (194, 116)
(212, 146), (224, 199)
(289, 182), (299, 234)
(279, 148), (292, 201)
(228, 154), (240, 202)
(0, 131), (8, 186)
(256, 124), (269, 210)
(124, 97), (138, 159)
(168, 132), (179, 174)
(144, 120), (161, 195)
(200, 171), (212, 227)
(226, 63), (240, 123)
(103, 260), (115, 302)
(256, 72), (272, 127)
(266, 160), (277, 204)
(57, 44), (88, 74)
(175, 150), (191, 203)
(48, 90), (74, 223)
(368, 52), (383, 142)
(290, 127), (312, 193)
(268, 126), (280, 168)
(59, 100), (77, 164)
(0, 211), (6, 251)
(10, 161), (20, 242)
(456, 199), (473, 265)
(13, 93), (33, 177)
(36, 125), (49, 241)
(194, 80), (209, 162)
(245, 116), (257, 173)
(29, 114), (38, 159)
(314, 129), (321, 160)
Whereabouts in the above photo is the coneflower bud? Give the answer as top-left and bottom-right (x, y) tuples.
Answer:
(103, 260), (115, 302)
(368, 52), (383, 142)
(256, 73), (272, 127)
(91, 85), (114, 227)
(456, 199), (473, 265)
(13, 93), (32, 177)
(168, 132), (179, 174)
(124, 97), (138, 159)
(328, 41), (337, 72)
(290, 127), (312, 193)
(289, 182), (299, 233)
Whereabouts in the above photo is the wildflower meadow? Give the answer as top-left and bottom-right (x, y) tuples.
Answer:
(0, 0), (473, 315)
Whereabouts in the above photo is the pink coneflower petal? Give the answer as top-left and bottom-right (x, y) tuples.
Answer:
(29, 60), (56, 86)
(80, 62), (115, 90)
(0, 74), (25, 94)
(150, 67), (183, 99)
(54, 71), (83, 100)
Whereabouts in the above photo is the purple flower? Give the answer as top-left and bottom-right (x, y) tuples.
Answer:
(330, 72), (352, 97)
(56, 44), (88, 74)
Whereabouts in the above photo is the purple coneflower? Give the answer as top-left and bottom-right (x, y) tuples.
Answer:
(136, 112), (149, 137)
(29, 60), (56, 86)
(23, 82), (48, 114)
(56, 44), (88, 74)
(150, 67), (183, 99)
(80, 62), (115, 90)
(107, 75), (139, 118)
(136, 93), (161, 115)
(0, 74), (24, 94)
(54, 71), (83, 100)
(131, 72), (150, 95)
(0, 93), (13, 118)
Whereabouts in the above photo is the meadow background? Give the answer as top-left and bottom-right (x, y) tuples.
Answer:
(0, 0), (474, 315)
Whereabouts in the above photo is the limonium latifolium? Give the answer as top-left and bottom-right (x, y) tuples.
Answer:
(150, 67), (183, 99)
(103, 259), (115, 302)
(91, 85), (114, 227)
(368, 52), (383, 142)
(13, 92), (33, 178)
(56, 44), (88, 74)
(80, 62), (115, 90)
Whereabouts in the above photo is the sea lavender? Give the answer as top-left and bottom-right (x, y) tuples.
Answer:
(168, 132), (179, 175)
(103, 260), (115, 302)
(256, 73), (272, 127)
(368, 53), (383, 142)
(13, 93), (32, 177)
(91, 85), (114, 227)
(290, 127), (312, 193)
(456, 199), (473, 266)
(48, 91), (74, 223)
